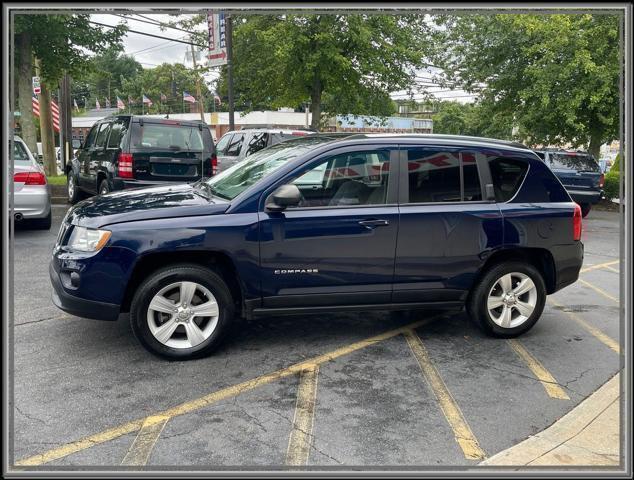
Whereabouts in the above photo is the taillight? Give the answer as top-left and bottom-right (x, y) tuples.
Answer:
(573, 203), (582, 241)
(211, 154), (218, 176)
(14, 171), (47, 185)
(598, 173), (605, 188)
(117, 153), (134, 178)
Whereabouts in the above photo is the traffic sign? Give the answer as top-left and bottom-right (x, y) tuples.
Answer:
(32, 76), (41, 95)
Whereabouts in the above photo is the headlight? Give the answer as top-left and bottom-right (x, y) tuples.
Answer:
(67, 226), (111, 252)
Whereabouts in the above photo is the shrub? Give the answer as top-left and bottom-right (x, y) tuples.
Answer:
(604, 171), (620, 200)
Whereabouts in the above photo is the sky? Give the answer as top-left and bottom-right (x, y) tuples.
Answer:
(90, 13), (474, 105)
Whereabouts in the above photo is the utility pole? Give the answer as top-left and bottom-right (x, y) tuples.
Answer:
(190, 42), (206, 123)
(226, 14), (235, 131)
(60, 72), (73, 172)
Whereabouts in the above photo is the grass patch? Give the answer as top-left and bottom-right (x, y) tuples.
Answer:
(47, 175), (67, 186)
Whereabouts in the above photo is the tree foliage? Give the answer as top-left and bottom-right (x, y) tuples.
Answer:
(430, 14), (620, 156)
(431, 100), (514, 139)
(215, 14), (430, 129)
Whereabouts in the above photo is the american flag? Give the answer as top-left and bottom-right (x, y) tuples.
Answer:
(160, 93), (167, 102)
(32, 94), (60, 132)
(105, 98), (111, 108)
(96, 98), (101, 110)
(142, 94), (153, 106)
(183, 91), (196, 104)
(128, 96), (135, 105)
(73, 98), (79, 111)
(117, 96), (125, 109)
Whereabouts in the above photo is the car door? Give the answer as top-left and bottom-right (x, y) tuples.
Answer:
(218, 132), (246, 172)
(393, 145), (503, 303)
(82, 122), (111, 194)
(214, 132), (233, 172)
(258, 145), (400, 308)
(76, 124), (98, 190)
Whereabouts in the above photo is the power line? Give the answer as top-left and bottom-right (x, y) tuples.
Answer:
(134, 13), (203, 35)
(89, 20), (206, 48)
(111, 13), (199, 36)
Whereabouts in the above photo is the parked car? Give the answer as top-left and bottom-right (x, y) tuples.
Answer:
(65, 115), (216, 203)
(35, 142), (64, 175)
(51, 134), (583, 359)
(533, 149), (604, 217)
(12, 136), (51, 229)
(215, 127), (316, 172)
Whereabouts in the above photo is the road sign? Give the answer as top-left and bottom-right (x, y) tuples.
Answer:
(32, 76), (41, 95)
(207, 11), (228, 67)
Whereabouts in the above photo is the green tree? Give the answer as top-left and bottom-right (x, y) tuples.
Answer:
(431, 100), (514, 139)
(430, 14), (620, 157)
(214, 14), (430, 129)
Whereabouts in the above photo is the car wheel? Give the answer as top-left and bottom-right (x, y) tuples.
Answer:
(67, 174), (82, 204)
(99, 179), (111, 195)
(467, 261), (546, 338)
(130, 264), (235, 360)
(580, 203), (591, 218)
(32, 211), (52, 230)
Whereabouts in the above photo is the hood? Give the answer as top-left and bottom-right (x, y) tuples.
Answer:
(66, 183), (229, 229)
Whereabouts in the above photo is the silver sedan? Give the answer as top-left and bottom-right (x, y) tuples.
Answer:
(12, 136), (51, 229)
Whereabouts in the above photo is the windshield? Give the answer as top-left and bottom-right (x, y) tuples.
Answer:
(548, 153), (599, 172)
(205, 136), (336, 200)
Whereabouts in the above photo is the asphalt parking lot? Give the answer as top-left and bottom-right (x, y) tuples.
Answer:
(11, 204), (622, 469)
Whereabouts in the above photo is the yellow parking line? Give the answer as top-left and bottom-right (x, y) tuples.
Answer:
(120, 415), (170, 466)
(580, 260), (619, 273)
(548, 299), (620, 354)
(285, 364), (319, 466)
(15, 315), (441, 467)
(578, 279), (619, 303)
(507, 340), (569, 400)
(404, 329), (486, 460)
(605, 266), (620, 274)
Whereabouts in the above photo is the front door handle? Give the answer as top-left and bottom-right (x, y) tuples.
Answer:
(358, 219), (390, 229)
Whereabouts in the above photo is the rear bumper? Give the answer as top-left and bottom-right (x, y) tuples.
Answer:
(551, 242), (584, 293)
(567, 189), (603, 205)
(49, 260), (120, 321)
(112, 178), (200, 191)
(14, 187), (51, 219)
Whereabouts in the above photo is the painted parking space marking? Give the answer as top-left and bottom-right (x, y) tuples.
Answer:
(404, 329), (486, 460)
(120, 415), (170, 466)
(579, 260), (619, 274)
(548, 298), (620, 354)
(507, 340), (569, 400)
(578, 279), (619, 303)
(285, 364), (319, 466)
(15, 316), (441, 467)
(604, 265), (620, 274)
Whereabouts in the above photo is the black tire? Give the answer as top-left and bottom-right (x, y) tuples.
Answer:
(130, 264), (235, 360)
(32, 210), (52, 230)
(99, 178), (111, 195)
(580, 203), (591, 218)
(67, 173), (83, 204)
(467, 261), (546, 338)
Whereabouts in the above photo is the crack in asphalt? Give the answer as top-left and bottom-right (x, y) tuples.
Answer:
(15, 405), (47, 426)
(14, 314), (69, 327)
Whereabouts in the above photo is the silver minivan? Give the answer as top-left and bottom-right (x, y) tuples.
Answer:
(215, 128), (315, 172)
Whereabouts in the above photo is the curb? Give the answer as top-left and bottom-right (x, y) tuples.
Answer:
(480, 373), (620, 467)
(51, 197), (69, 205)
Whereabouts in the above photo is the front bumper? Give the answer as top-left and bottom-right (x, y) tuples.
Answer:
(49, 260), (120, 321)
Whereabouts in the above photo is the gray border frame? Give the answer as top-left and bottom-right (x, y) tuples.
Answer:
(3, 2), (631, 478)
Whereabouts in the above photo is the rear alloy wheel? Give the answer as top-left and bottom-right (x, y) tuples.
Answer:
(580, 203), (591, 218)
(130, 264), (234, 359)
(99, 179), (111, 195)
(468, 261), (546, 337)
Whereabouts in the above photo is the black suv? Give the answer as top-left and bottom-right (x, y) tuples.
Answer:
(533, 149), (604, 217)
(66, 115), (216, 203)
(51, 134), (583, 359)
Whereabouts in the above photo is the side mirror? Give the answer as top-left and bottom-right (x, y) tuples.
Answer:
(72, 139), (81, 149)
(266, 184), (301, 211)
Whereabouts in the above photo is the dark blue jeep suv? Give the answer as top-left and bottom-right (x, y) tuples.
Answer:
(50, 134), (584, 359)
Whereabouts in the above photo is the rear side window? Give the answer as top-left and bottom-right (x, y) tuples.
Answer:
(94, 123), (111, 149)
(107, 120), (129, 149)
(245, 132), (268, 156)
(83, 124), (99, 149)
(406, 149), (482, 203)
(548, 153), (600, 172)
(488, 158), (528, 202)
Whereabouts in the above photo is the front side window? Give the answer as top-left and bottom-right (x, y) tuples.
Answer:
(215, 133), (232, 154)
(289, 150), (391, 208)
(406, 149), (482, 203)
(225, 133), (245, 156)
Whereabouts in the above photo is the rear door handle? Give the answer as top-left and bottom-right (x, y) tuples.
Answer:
(358, 219), (390, 229)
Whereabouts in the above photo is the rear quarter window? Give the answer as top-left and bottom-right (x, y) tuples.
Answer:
(488, 158), (529, 202)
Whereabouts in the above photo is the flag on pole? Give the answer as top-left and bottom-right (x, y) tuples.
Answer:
(117, 96), (125, 109)
(96, 98), (101, 110)
(128, 96), (135, 105)
(105, 97), (111, 108)
(73, 98), (79, 111)
(183, 91), (196, 103)
(160, 93), (167, 102)
(214, 94), (222, 105)
(142, 94), (153, 107)
(32, 94), (60, 132)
